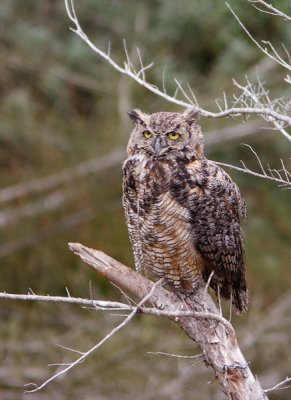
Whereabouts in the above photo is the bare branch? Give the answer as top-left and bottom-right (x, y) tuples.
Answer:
(54, 344), (84, 356)
(3, 243), (282, 398)
(186, 82), (199, 106)
(232, 77), (291, 141)
(0, 291), (128, 310)
(63, 0), (291, 133)
(215, 145), (291, 189)
(25, 279), (162, 393)
(265, 376), (291, 393)
(204, 270), (214, 297)
(215, 160), (291, 188)
(0, 291), (234, 328)
(243, 143), (267, 175)
(226, 2), (291, 71)
(136, 47), (154, 79)
(147, 351), (203, 361)
(174, 79), (195, 105)
(67, 242), (268, 400)
(248, 1), (291, 22)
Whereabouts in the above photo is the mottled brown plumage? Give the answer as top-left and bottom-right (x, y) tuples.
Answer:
(122, 109), (248, 313)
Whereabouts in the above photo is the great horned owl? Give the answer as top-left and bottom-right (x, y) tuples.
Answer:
(122, 109), (248, 313)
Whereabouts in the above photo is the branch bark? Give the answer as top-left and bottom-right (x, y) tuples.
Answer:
(69, 242), (268, 400)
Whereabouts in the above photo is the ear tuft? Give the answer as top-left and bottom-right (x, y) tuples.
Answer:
(183, 108), (199, 126)
(128, 109), (145, 124)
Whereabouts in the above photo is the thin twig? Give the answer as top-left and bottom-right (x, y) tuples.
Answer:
(215, 156), (291, 189)
(0, 291), (128, 310)
(226, 2), (291, 71)
(248, 1), (291, 22)
(204, 271), (214, 297)
(147, 351), (203, 360)
(24, 280), (162, 393)
(265, 377), (291, 393)
(0, 291), (233, 330)
(232, 78), (291, 141)
(63, 0), (291, 132)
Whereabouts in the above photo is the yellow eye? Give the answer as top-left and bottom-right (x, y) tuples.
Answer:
(143, 131), (153, 139)
(167, 132), (180, 140)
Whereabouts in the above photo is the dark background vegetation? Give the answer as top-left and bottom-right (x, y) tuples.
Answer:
(0, 0), (290, 399)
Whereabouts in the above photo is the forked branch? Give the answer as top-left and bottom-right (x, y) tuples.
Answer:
(248, 1), (291, 22)
(24, 278), (162, 393)
(215, 144), (291, 189)
(0, 246), (289, 397)
(64, 0), (291, 140)
(226, 2), (291, 71)
(67, 242), (268, 400)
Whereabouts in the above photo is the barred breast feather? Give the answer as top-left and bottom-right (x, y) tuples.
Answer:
(123, 152), (248, 313)
(123, 108), (248, 313)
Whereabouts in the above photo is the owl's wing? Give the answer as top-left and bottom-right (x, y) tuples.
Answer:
(186, 159), (248, 312)
(122, 159), (143, 272)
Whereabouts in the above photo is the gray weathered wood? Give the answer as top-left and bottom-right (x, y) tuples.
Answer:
(69, 242), (268, 400)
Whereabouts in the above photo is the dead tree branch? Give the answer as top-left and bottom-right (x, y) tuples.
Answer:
(0, 291), (234, 325)
(264, 376), (291, 393)
(1, 245), (289, 397)
(215, 144), (291, 189)
(64, 0), (291, 139)
(68, 242), (268, 400)
(25, 279), (162, 393)
(248, 1), (291, 22)
(226, 3), (291, 72)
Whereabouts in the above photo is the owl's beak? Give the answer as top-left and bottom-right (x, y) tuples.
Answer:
(153, 135), (164, 155)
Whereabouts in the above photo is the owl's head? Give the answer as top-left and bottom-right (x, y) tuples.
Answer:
(126, 108), (204, 159)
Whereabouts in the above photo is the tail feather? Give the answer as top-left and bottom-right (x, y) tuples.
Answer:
(202, 268), (248, 314)
(232, 287), (248, 314)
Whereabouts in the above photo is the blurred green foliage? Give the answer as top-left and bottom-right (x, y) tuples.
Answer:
(0, 0), (290, 399)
